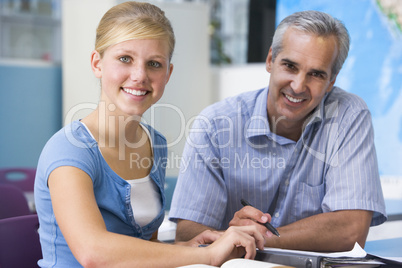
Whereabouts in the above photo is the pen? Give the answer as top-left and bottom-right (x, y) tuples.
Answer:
(241, 198), (280, 237)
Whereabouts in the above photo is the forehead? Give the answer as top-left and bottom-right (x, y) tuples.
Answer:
(279, 28), (338, 71)
(106, 38), (170, 57)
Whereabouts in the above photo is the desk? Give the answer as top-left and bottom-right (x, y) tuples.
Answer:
(365, 237), (402, 258)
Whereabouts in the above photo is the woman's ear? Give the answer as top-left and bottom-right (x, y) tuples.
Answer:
(91, 50), (102, 78)
(165, 63), (174, 84)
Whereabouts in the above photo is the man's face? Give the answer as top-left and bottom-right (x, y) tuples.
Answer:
(266, 28), (338, 133)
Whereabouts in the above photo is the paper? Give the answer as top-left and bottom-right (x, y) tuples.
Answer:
(221, 259), (294, 267)
(261, 242), (367, 258)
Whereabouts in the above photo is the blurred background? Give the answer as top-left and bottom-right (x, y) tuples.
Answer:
(0, 0), (401, 239)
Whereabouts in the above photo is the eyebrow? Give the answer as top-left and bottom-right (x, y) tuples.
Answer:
(115, 49), (168, 61)
(281, 58), (328, 77)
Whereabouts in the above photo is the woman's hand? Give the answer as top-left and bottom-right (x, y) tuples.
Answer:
(205, 225), (266, 266)
(175, 229), (223, 247)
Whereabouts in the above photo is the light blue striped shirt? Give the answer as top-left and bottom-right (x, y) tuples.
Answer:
(169, 86), (387, 229)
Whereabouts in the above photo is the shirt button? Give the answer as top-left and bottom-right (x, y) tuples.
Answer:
(275, 212), (280, 218)
(285, 179), (290, 186)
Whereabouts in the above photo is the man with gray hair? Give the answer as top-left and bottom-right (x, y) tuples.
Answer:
(169, 10), (386, 251)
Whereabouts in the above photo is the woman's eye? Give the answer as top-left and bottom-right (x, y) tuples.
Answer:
(119, 56), (130, 63)
(149, 61), (161, 68)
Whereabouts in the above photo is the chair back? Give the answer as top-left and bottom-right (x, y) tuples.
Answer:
(0, 184), (31, 220)
(164, 177), (177, 211)
(0, 167), (36, 192)
(0, 214), (42, 268)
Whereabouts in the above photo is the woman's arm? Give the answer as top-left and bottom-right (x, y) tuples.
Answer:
(48, 166), (265, 267)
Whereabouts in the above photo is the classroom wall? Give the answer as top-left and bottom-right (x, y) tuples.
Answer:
(0, 62), (62, 168)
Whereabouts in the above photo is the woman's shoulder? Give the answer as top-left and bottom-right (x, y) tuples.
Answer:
(36, 121), (101, 185)
(47, 120), (96, 148)
(39, 120), (99, 165)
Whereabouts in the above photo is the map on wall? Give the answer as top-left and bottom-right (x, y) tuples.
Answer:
(277, 0), (402, 180)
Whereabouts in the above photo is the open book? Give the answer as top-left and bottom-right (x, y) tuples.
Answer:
(178, 259), (294, 268)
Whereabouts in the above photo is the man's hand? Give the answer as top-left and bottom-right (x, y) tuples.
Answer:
(229, 205), (274, 238)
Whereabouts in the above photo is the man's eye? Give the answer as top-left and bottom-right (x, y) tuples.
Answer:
(119, 56), (130, 63)
(311, 72), (324, 79)
(284, 63), (295, 70)
(149, 61), (161, 68)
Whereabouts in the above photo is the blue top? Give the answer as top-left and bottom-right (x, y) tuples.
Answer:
(169, 86), (387, 230)
(34, 120), (167, 267)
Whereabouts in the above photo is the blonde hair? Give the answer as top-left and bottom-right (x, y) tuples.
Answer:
(95, 1), (175, 61)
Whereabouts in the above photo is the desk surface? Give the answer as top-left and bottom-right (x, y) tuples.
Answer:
(385, 199), (402, 217)
(365, 237), (402, 257)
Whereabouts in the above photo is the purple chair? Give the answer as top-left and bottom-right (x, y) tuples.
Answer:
(0, 214), (42, 268)
(0, 167), (36, 192)
(0, 184), (31, 220)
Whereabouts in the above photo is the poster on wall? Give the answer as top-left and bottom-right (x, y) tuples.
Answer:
(277, 0), (402, 212)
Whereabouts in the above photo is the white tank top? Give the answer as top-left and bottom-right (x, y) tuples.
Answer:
(127, 124), (161, 227)
(127, 175), (161, 227)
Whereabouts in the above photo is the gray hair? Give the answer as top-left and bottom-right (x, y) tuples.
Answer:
(271, 10), (350, 81)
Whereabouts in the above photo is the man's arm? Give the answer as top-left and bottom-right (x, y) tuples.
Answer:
(175, 219), (217, 242)
(229, 207), (373, 251)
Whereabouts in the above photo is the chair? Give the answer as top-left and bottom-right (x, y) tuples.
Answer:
(164, 177), (177, 211)
(0, 214), (42, 268)
(0, 184), (31, 220)
(0, 167), (36, 192)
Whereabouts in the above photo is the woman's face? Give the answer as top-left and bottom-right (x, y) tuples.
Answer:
(91, 38), (173, 118)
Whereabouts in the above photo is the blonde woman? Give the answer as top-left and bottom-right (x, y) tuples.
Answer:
(34, 1), (265, 267)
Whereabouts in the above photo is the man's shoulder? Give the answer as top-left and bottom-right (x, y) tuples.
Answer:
(200, 88), (266, 119)
(326, 87), (369, 112)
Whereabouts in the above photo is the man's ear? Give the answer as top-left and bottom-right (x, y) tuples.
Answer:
(91, 50), (102, 78)
(326, 75), (337, 93)
(266, 47), (273, 73)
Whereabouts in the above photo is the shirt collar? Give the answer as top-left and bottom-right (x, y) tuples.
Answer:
(303, 88), (335, 129)
(245, 86), (271, 139)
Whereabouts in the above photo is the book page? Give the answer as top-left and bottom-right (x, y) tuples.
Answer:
(177, 259), (295, 268)
(222, 259), (294, 267)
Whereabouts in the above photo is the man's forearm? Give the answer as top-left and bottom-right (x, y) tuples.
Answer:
(265, 210), (373, 252)
(175, 219), (217, 242)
